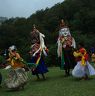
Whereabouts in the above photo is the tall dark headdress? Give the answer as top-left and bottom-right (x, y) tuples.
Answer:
(60, 19), (65, 28)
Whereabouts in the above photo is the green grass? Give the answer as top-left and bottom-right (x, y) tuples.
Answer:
(0, 67), (95, 96)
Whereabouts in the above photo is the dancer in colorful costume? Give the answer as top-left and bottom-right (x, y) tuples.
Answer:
(72, 43), (95, 79)
(5, 45), (28, 90)
(29, 25), (48, 80)
(90, 46), (95, 66)
(57, 19), (76, 76)
(91, 53), (95, 65)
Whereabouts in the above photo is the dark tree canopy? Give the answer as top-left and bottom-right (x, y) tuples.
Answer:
(0, 0), (95, 66)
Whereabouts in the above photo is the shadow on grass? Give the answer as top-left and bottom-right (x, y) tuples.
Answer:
(4, 87), (27, 93)
(71, 77), (94, 82)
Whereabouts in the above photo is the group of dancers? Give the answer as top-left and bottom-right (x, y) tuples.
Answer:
(0, 24), (48, 90)
(0, 19), (95, 91)
(57, 19), (95, 79)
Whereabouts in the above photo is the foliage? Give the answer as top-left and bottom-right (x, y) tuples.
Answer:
(45, 44), (59, 67)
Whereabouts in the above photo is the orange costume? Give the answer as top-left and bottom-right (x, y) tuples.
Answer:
(5, 45), (28, 89)
(8, 52), (24, 69)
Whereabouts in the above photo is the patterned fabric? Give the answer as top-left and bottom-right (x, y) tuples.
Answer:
(60, 36), (72, 48)
(5, 68), (28, 89)
(30, 31), (40, 44)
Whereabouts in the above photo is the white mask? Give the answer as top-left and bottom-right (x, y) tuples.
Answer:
(59, 28), (71, 36)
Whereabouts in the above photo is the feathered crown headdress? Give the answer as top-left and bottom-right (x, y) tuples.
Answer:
(9, 45), (17, 51)
(60, 19), (65, 28)
(33, 24), (36, 29)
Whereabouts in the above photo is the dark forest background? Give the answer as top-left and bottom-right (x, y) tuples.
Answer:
(0, 0), (95, 66)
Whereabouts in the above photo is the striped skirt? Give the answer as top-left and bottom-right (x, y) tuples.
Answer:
(5, 68), (28, 89)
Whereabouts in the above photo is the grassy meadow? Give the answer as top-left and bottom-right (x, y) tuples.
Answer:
(0, 67), (95, 96)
